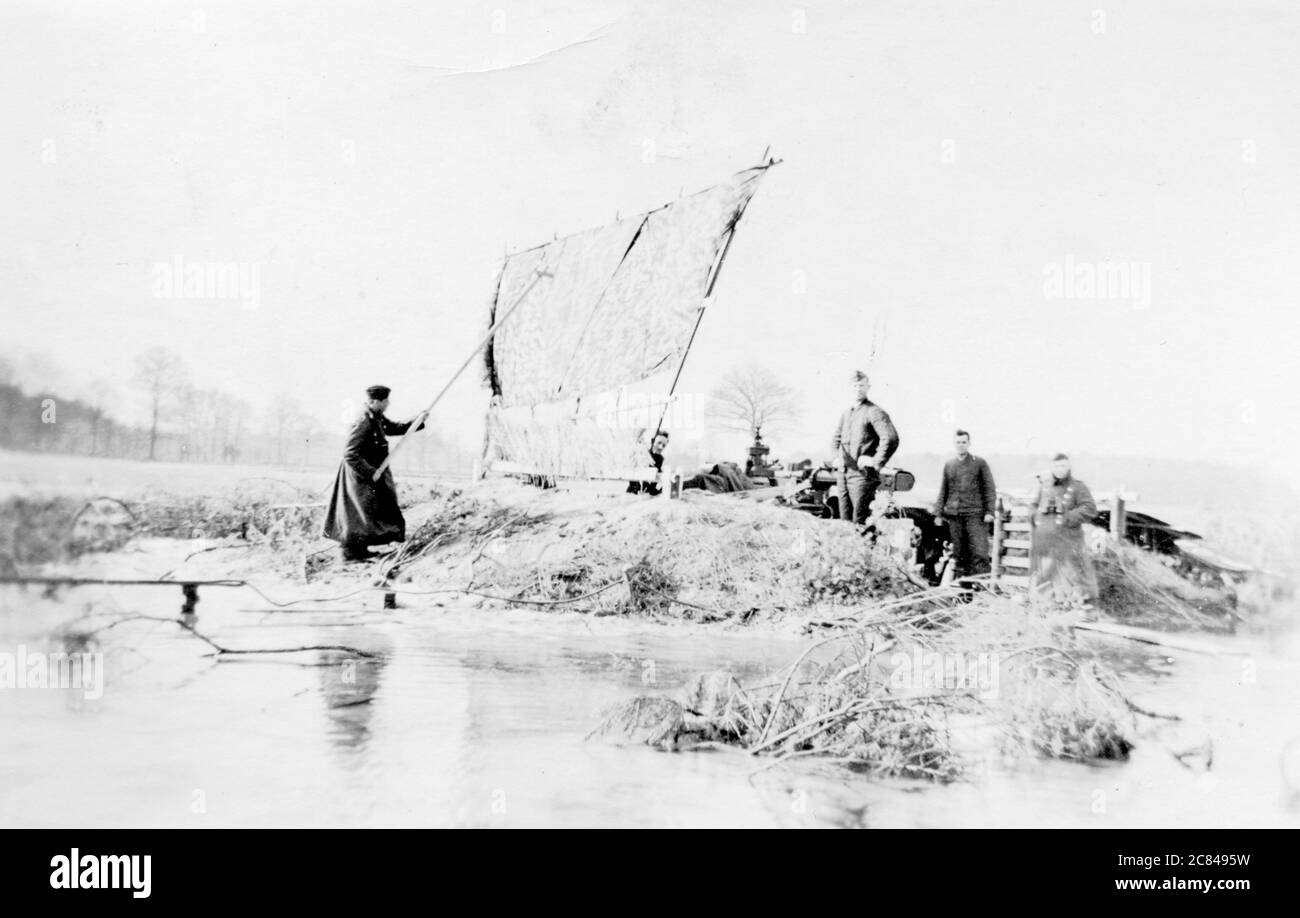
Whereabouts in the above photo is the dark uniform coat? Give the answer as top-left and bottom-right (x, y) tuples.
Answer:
(323, 410), (423, 548)
(934, 454), (997, 517)
(830, 399), (900, 525)
(1028, 473), (1098, 602)
(934, 454), (998, 577)
(830, 399), (900, 473)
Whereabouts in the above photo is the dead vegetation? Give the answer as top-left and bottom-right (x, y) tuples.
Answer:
(591, 594), (1139, 779)
(1093, 532), (1238, 632)
(384, 482), (919, 623)
(0, 480), (325, 574)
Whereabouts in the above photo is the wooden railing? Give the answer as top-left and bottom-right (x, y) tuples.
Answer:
(991, 491), (1127, 591)
(990, 496), (1030, 590)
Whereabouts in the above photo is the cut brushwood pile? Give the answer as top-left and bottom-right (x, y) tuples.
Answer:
(590, 595), (1139, 779)
(1092, 531), (1239, 632)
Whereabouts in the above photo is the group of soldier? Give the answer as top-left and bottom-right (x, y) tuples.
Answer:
(325, 377), (1101, 603)
(829, 369), (1099, 602)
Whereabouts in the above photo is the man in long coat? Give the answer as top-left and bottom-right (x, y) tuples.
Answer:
(324, 385), (426, 562)
(1028, 453), (1099, 604)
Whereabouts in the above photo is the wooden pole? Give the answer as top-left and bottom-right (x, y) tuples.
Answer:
(1110, 491), (1127, 541)
(653, 153), (779, 434)
(991, 496), (1004, 583)
(653, 225), (737, 434)
(373, 267), (552, 482)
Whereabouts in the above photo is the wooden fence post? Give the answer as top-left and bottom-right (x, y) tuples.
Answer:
(1110, 492), (1127, 541)
(991, 497), (1004, 583)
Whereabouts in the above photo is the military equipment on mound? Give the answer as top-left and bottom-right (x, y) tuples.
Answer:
(788, 463), (915, 519)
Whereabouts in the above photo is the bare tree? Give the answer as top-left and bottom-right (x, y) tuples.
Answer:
(298, 415), (329, 468)
(706, 364), (800, 438)
(223, 395), (251, 462)
(204, 391), (248, 463)
(82, 379), (117, 456)
(132, 347), (188, 460)
(265, 392), (311, 465)
(176, 384), (200, 461)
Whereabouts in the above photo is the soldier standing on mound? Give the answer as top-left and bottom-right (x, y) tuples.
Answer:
(1028, 452), (1099, 604)
(830, 370), (900, 531)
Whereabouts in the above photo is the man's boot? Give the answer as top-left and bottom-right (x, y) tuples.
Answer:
(340, 540), (371, 563)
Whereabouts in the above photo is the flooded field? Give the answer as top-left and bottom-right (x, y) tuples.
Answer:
(3, 580), (1299, 828)
(2, 453), (1298, 828)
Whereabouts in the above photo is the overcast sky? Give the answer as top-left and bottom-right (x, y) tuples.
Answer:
(4, 0), (1298, 483)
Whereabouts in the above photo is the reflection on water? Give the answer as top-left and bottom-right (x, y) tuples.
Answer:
(1, 585), (1298, 828)
(320, 648), (388, 754)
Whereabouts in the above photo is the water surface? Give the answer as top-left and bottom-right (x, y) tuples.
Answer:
(2, 584), (1298, 828)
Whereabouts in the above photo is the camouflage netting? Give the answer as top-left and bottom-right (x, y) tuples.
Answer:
(484, 400), (648, 480)
(483, 166), (768, 477)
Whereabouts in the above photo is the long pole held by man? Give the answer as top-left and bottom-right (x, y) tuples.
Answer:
(370, 266), (552, 483)
(324, 268), (551, 563)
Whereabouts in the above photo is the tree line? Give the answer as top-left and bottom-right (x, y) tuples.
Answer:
(0, 347), (470, 472)
(0, 347), (795, 471)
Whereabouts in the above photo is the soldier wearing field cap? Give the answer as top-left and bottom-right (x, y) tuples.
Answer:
(323, 385), (426, 562)
(830, 370), (900, 529)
